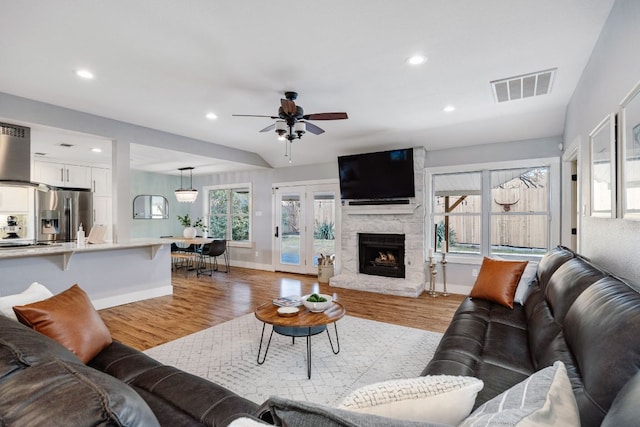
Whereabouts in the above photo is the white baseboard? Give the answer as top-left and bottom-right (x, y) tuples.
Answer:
(93, 285), (173, 310)
(231, 260), (275, 272)
(441, 282), (472, 296)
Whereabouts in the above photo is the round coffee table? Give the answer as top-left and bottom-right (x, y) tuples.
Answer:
(254, 300), (346, 379)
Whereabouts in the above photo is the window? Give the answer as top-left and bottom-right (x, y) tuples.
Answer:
(204, 184), (251, 244)
(429, 159), (558, 259)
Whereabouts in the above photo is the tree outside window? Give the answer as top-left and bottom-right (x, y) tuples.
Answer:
(207, 186), (250, 242)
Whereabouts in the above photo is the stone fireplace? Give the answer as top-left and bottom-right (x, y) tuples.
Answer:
(358, 233), (405, 279)
(330, 147), (426, 297)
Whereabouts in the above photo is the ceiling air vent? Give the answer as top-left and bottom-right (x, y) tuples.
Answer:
(491, 68), (556, 103)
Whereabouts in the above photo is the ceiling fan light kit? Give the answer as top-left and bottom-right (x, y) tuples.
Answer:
(233, 91), (348, 163)
(175, 166), (198, 203)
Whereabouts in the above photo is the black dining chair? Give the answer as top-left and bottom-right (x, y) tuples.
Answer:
(198, 239), (229, 276)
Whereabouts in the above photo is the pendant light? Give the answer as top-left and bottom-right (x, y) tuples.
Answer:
(175, 167), (198, 203)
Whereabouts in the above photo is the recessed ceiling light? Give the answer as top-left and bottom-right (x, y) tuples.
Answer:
(407, 54), (427, 66)
(75, 69), (95, 79)
(91, 148), (103, 153)
(205, 112), (218, 120)
(443, 105), (456, 112)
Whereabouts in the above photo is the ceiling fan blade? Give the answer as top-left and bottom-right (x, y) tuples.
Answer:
(302, 112), (348, 120)
(280, 99), (297, 115)
(232, 114), (279, 119)
(259, 123), (276, 133)
(303, 121), (325, 135)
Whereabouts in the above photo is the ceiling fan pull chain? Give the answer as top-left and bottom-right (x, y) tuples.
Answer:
(289, 141), (293, 164)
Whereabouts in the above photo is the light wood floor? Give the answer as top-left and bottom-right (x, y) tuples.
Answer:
(99, 267), (465, 351)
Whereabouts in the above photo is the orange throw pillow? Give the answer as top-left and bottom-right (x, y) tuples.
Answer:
(13, 284), (112, 363)
(470, 257), (528, 309)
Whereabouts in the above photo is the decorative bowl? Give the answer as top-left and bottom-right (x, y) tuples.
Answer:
(277, 306), (300, 317)
(302, 293), (333, 312)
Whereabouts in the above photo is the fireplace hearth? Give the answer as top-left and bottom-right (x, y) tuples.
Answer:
(359, 233), (405, 278)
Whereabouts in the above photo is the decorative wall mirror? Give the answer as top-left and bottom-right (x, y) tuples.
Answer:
(133, 195), (169, 219)
(589, 113), (616, 218)
(619, 81), (640, 220)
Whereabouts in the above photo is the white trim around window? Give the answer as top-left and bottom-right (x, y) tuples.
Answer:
(426, 157), (561, 265)
(202, 182), (253, 248)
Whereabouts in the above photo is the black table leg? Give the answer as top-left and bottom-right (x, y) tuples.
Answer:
(306, 327), (311, 379)
(326, 322), (340, 355)
(257, 323), (274, 365)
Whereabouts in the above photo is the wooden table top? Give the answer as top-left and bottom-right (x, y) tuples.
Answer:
(255, 301), (346, 328)
(163, 236), (214, 245)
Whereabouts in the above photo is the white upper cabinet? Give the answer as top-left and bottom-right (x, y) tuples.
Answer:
(33, 161), (92, 189)
(91, 167), (112, 195)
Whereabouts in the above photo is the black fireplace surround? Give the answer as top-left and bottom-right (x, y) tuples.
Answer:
(358, 233), (405, 278)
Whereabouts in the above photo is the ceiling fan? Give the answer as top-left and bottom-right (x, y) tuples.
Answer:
(233, 91), (348, 141)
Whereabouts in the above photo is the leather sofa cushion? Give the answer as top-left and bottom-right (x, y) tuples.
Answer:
(470, 257), (528, 309)
(563, 276), (640, 427)
(535, 245), (575, 291)
(602, 371), (640, 427)
(13, 284), (112, 363)
(0, 357), (159, 426)
(0, 314), (83, 379)
(90, 340), (261, 426)
(544, 257), (606, 322)
(422, 298), (533, 407)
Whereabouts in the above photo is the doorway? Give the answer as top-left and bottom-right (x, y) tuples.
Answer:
(273, 183), (338, 274)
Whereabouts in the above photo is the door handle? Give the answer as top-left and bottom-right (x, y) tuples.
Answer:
(274, 226), (279, 238)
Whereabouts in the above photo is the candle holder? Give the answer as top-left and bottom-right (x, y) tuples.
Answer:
(428, 256), (438, 297)
(440, 252), (449, 297)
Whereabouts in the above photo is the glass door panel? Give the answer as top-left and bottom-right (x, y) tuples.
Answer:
(274, 184), (338, 275)
(312, 191), (336, 267)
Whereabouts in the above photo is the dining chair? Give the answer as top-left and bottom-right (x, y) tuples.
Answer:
(198, 239), (229, 276)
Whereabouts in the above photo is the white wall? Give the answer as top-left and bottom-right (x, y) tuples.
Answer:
(564, 0), (640, 282)
(192, 162), (337, 269)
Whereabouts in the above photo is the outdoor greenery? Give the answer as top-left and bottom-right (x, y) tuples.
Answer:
(176, 213), (207, 232)
(436, 220), (456, 247)
(208, 188), (250, 240)
(314, 220), (335, 240)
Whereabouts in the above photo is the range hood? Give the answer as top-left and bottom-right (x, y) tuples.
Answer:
(0, 122), (49, 190)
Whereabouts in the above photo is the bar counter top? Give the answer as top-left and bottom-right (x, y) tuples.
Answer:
(0, 238), (169, 260)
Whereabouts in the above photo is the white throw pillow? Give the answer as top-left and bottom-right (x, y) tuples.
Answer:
(227, 417), (270, 427)
(0, 282), (53, 321)
(513, 261), (538, 305)
(338, 375), (484, 425)
(459, 361), (579, 427)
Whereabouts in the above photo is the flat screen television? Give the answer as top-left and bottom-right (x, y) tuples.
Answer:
(338, 148), (415, 200)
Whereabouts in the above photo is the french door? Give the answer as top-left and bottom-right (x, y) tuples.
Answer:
(273, 183), (338, 274)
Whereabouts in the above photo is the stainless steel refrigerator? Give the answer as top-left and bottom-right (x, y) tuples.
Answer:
(37, 189), (93, 243)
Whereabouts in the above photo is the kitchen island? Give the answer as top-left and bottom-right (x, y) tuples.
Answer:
(0, 239), (172, 309)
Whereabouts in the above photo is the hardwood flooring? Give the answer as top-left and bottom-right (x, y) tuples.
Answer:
(99, 267), (465, 351)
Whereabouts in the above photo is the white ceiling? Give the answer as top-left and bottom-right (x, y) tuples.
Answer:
(0, 1), (615, 174)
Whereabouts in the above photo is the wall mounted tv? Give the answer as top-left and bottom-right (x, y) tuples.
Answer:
(338, 148), (415, 200)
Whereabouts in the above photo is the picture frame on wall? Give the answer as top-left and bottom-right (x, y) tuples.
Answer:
(619, 80), (640, 220)
(589, 113), (616, 218)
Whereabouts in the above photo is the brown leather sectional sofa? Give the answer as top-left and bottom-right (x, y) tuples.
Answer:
(423, 245), (640, 426)
(0, 313), (263, 426)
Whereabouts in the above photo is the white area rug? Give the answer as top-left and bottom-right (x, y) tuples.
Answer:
(144, 313), (442, 406)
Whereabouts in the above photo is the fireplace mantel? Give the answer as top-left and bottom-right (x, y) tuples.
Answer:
(343, 203), (420, 215)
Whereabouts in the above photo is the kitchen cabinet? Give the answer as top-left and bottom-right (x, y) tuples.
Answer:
(33, 161), (91, 189)
(0, 186), (30, 213)
(93, 195), (112, 241)
(91, 167), (112, 195)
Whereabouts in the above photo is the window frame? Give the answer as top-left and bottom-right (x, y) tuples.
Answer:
(202, 183), (252, 248)
(426, 157), (560, 264)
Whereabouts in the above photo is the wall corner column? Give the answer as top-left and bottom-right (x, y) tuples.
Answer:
(112, 139), (131, 243)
